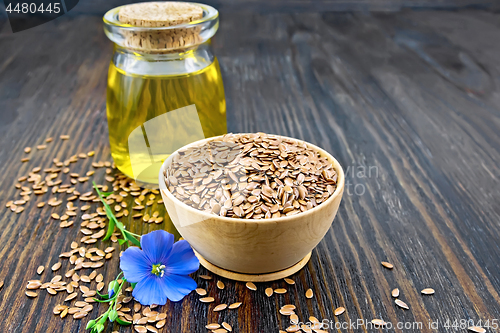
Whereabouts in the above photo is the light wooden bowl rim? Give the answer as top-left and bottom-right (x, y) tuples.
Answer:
(159, 134), (344, 224)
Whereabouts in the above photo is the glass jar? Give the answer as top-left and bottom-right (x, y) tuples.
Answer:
(103, 3), (226, 187)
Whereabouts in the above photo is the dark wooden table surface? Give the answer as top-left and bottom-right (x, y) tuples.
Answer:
(1, 2), (500, 332)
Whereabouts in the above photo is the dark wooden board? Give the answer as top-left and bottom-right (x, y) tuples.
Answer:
(67, 0), (499, 17)
(0, 6), (500, 333)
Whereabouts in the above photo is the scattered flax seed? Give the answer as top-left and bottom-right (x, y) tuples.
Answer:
(274, 288), (287, 294)
(199, 274), (212, 280)
(265, 288), (273, 297)
(246, 282), (257, 291)
(290, 314), (299, 324)
(26, 281), (42, 289)
(195, 288), (207, 296)
(134, 326), (147, 333)
(60, 135), (70, 140)
(145, 326), (157, 333)
(156, 320), (166, 329)
(213, 329), (228, 333)
(37, 145), (47, 150)
(53, 305), (65, 315)
(37, 266), (44, 275)
(228, 302), (242, 309)
(81, 276), (91, 284)
(222, 322), (232, 331)
(334, 307), (345, 316)
(75, 301), (88, 307)
(391, 288), (400, 298)
(371, 319), (386, 326)
(468, 326), (486, 333)
(25, 291), (38, 298)
(284, 278), (295, 285)
(68, 308), (80, 315)
(421, 288), (435, 295)
(279, 308), (294, 315)
(199, 297), (215, 303)
(105, 247), (115, 253)
(65, 293), (77, 302)
(395, 299), (409, 310)
(82, 305), (93, 312)
(381, 261), (394, 269)
(24, 147), (31, 153)
(73, 312), (87, 319)
(217, 280), (225, 290)
(213, 304), (228, 312)
(51, 262), (61, 271)
(305, 288), (313, 298)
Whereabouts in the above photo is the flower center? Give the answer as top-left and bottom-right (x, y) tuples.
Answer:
(151, 263), (166, 277)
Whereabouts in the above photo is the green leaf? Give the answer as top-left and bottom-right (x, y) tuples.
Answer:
(86, 320), (96, 330)
(103, 217), (115, 241)
(130, 282), (137, 289)
(118, 239), (127, 245)
(116, 317), (132, 326)
(125, 232), (141, 247)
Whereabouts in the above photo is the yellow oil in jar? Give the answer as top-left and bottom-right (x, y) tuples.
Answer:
(106, 58), (227, 186)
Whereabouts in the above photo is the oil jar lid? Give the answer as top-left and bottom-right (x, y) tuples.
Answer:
(103, 2), (219, 53)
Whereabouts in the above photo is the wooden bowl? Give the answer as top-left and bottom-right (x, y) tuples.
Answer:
(159, 134), (344, 281)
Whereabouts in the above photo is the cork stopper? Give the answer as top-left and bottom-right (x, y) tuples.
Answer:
(118, 2), (205, 53)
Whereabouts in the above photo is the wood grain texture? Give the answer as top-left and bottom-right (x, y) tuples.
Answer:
(1, 5), (500, 333)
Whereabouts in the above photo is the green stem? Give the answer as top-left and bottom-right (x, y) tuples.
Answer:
(125, 230), (141, 238)
(92, 181), (141, 247)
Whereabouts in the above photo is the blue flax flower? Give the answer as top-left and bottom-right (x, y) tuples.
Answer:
(120, 230), (199, 305)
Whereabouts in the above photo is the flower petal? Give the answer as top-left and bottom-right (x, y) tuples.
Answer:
(164, 240), (200, 275)
(132, 274), (168, 306)
(140, 230), (175, 264)
(119, 247), (151, 283)
(159, 274), (197, 302)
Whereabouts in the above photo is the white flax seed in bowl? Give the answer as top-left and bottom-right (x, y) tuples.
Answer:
(163, 133), (338, 219)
